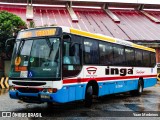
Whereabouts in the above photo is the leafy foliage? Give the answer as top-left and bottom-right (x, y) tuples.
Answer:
(29, 20), (35, 28)
(0, 11), (27, 59)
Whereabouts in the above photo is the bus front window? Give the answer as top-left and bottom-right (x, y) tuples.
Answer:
(9, 38), (61, 79)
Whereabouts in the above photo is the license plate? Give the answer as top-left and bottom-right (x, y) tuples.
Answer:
(40, 94), (50, 99)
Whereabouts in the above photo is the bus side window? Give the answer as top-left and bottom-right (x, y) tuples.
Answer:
(84, 38), (99, 64)
(135, 49), (143, 66)
(63, 42), (71, 64)
(99, 41), (113, 65)
(125, 47), (135, 66)
(63, 41), (82, 77)
(143, 51), (150, 67)
(63, 42), (80, 65)
(70, 44), (80, 64)
(113, 45), (125, 66)
(151, 52), (156, 67)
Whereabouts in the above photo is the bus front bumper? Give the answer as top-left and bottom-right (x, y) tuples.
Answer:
(9, 88), (68, 103)
(9, 90), (53, 103)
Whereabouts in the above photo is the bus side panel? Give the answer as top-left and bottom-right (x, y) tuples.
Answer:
(98, 83), (110, 96)
(143, 78), (157, 88)
(98, 80), (139, 96)
(125, 80), (138, 91)
(98, 82), (115, 96)
(51, 87), (69, 103)
(75, 84), (86, 100)
(113, 80), (138, 93)
(107, 82), (115, 94)
(69, 86), (76, 101)
(68, 85), (85, 101)
(114, 81), (126, 93)
(51, 85), (86, 103)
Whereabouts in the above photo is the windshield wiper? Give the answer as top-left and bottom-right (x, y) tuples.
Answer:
(16, 40), (25, 57)
(48, 42), (54, 57)
(45, 38), (54, 57)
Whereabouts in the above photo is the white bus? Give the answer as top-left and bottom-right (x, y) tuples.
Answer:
(8, 26), (157, 107)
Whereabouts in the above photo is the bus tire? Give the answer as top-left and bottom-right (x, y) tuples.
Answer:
(84, 84), (93, 107)
(130, 80), (143, 96)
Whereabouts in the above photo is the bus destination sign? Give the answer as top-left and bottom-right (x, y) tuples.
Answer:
(17, 28), (57, 39)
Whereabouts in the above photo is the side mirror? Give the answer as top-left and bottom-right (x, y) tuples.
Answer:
(6, 45), (11, 53)
(5, 38), (15, 47)
(5, 38), (15, 58)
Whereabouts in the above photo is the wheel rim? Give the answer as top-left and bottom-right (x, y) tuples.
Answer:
(139, 83), (142, 93)
(87, 86), (93, 95)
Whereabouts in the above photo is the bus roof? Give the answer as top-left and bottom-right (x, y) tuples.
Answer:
(20, 26), (155, 52)
(64, 27), (155, 53)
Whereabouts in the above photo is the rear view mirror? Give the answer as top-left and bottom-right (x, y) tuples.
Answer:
(6, 45), (11, 53)
(5, 38), (15, 58)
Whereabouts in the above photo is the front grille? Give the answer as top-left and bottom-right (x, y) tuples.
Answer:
(18, 88), (42, 93)
(13, 81), (46, 86)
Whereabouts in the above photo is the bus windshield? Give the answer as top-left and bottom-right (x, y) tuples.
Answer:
(9, 37), (61, 79)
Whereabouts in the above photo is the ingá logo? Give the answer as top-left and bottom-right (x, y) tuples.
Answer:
(86, 67), (97, 75)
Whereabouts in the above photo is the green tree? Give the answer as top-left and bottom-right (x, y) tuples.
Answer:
(0, 11), (27, 59)
(29, 20), (35, 28)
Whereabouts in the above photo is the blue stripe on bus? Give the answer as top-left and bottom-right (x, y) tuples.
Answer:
(9, 77), (157, 103)
(50, 84), (87, 103)
(143, 77), (157, 88)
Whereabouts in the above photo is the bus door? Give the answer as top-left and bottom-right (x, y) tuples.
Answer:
(62, 35), (82, 80)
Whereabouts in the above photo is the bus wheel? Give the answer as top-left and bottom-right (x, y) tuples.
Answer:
(84, 84), (93, 107)
(130, 80), (143, 96)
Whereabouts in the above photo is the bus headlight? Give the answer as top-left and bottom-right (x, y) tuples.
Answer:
(48, 88), (57, 93)
(42, 88), (57, 93)
(48, 88), (53, 93)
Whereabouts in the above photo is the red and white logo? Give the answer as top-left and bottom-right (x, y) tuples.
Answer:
(86, 67), (97, 75)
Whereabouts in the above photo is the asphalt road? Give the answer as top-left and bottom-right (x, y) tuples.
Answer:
(0, 82), (160, 120)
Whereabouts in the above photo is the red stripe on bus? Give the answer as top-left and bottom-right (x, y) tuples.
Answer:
(63, 75), (157, 84)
